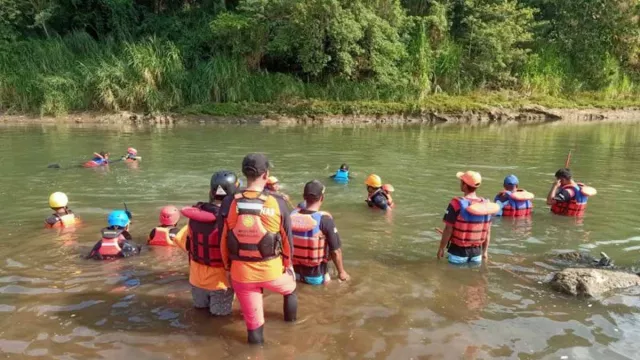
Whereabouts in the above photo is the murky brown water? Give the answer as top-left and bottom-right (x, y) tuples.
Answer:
(1, 122), (640, 359)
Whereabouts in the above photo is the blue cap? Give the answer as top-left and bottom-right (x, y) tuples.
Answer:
(107, 210), (130, 228)
(504, 175), (519, 186)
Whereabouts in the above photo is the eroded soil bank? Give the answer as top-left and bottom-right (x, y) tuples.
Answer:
(2, 105), (640, 126)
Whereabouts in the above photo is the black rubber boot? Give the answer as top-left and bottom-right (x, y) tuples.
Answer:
(283, 291), (298, 322)
(247, 325), (264, 345)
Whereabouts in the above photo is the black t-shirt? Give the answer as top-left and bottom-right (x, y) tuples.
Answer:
(294, 210), (342, 277)
(442, 200), (482, 257)
(367, 191), (389, 210)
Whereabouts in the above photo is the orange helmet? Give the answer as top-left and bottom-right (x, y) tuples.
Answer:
(159, 206), (180, 226)
(365, 174), (382, 188)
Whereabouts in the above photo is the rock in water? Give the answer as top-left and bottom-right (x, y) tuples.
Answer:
(550, 268), (640, 297)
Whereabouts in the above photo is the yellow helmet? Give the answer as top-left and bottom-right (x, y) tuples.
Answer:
(365, 174), (382, 188)
(49, 192), (68, 208)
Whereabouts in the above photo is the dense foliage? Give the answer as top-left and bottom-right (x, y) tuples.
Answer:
(0, 0), (638, 114)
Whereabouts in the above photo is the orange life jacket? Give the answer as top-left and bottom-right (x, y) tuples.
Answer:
(498, 190), (533, 217)
(551, 183), (591, 217)
(181, 203), (222, 267)
(148, 227), (175, 246)
(291, 210), (328, 267)
(451, 197), (497, 248)
(97, 228), (125, 257)
(45, 212), (78, 228)
(227, 193), (281, 262)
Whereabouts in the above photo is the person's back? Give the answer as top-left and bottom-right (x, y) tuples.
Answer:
(45, 192), (80, 229)
(87, 210), (140, 260)
(292, 180), (349, 285)
(219, 153), (297, 344)
(494, 175), (533, 217)
(365, 174), (394, 210)
(148, 206), (181, 246)
(331, 164), (352, 184)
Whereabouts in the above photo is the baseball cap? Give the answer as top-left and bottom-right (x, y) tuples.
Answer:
(504, 174), (519, 186)
(303, 180), (326, 200)
(456, 170), (482, 187)
(242, 153), (271, 177)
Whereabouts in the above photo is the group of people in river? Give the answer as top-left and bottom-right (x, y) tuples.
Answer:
(44, 151), (596, 344)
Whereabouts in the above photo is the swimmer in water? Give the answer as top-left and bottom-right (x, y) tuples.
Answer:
(147, 206), (181, 246)
(330, 163), (354, 183)
(122, 147), (141, 162)
(365, 174), (394, 210)
(45, 192), (80, 228)
(87, 210), (141, 260)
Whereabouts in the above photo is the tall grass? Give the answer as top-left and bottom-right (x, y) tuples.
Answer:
(1, 30), (639, 116)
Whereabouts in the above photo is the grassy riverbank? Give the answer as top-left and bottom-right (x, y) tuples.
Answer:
(182, 93), (640, 118)
(1, 1), (639, 117)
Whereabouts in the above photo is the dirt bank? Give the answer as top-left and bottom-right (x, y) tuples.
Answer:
(2, 105), (640, 126)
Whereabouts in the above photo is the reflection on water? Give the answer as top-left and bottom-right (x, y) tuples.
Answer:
(1, 122), (640, 359)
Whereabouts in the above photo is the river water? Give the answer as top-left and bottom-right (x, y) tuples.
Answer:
(1, 122), (640, 359)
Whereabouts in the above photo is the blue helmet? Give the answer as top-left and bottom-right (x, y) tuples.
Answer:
(108, 210), (130, 228)
(504, 174), (519, 186)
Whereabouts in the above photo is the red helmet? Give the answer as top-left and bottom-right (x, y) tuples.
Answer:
(159, 206), (180, 226)
(127, 147), (138, 156)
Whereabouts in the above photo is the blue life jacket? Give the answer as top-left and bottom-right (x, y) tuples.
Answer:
(92, 157), (107, 165)
(333, 169), (349, 183)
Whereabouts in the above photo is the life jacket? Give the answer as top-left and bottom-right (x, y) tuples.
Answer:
(227, 193), (282, 262)
(367, 188), (394, 208)
(97, 228), (125, 257)
(451, 197), (499, 248)
(46, 212), (78, 228)
(148, 227), (175, 246)
(181, 203), (222, 267)
(498, 190), (534, 217)
(291, 210), (328, 267)
(551, 183), (594, 217)
(333, 169), (349, 183)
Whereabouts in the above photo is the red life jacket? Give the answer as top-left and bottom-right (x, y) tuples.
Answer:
(451, 197), (498, 248)
(148, 227), (175, 246)
(291, 210), (328, 267)
(499, 190), (533, 217)
(181, 203), (222, 267)
(551, 183), (591, 217)
(227, 193), (281, 262)
(97, 228), (125, 257)
(45, 212), (78, 228)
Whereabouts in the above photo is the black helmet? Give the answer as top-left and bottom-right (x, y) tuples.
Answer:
(210, 170), (239, 199)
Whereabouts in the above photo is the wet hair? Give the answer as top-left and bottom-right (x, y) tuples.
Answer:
(340, 163), (349, 171)
(555, 168), (572, 180)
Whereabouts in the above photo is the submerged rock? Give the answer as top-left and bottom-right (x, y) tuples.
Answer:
(554, 251), (614, 268)
(550, 268), (640, 297)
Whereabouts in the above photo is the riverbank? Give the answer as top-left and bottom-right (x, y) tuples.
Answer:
(2, 93), (640, 126)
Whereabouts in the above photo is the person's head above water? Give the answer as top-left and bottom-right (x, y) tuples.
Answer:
(303, 180), (326, 208)
(339, 163), (349, 171)
(555, 168), (572, 185)
(266, 176), (280, 191)
(365, 174), (382, 192)
(127, 147), (137, 156)
(457, 170), (482, 194)
(210, 170), (239, 202)
(49, 192), (68, 212)
(107, 210), (130, 230)
(503, 174), (519, 191)
(242, 153), (271, 188)
(159, 206), (180, 226)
